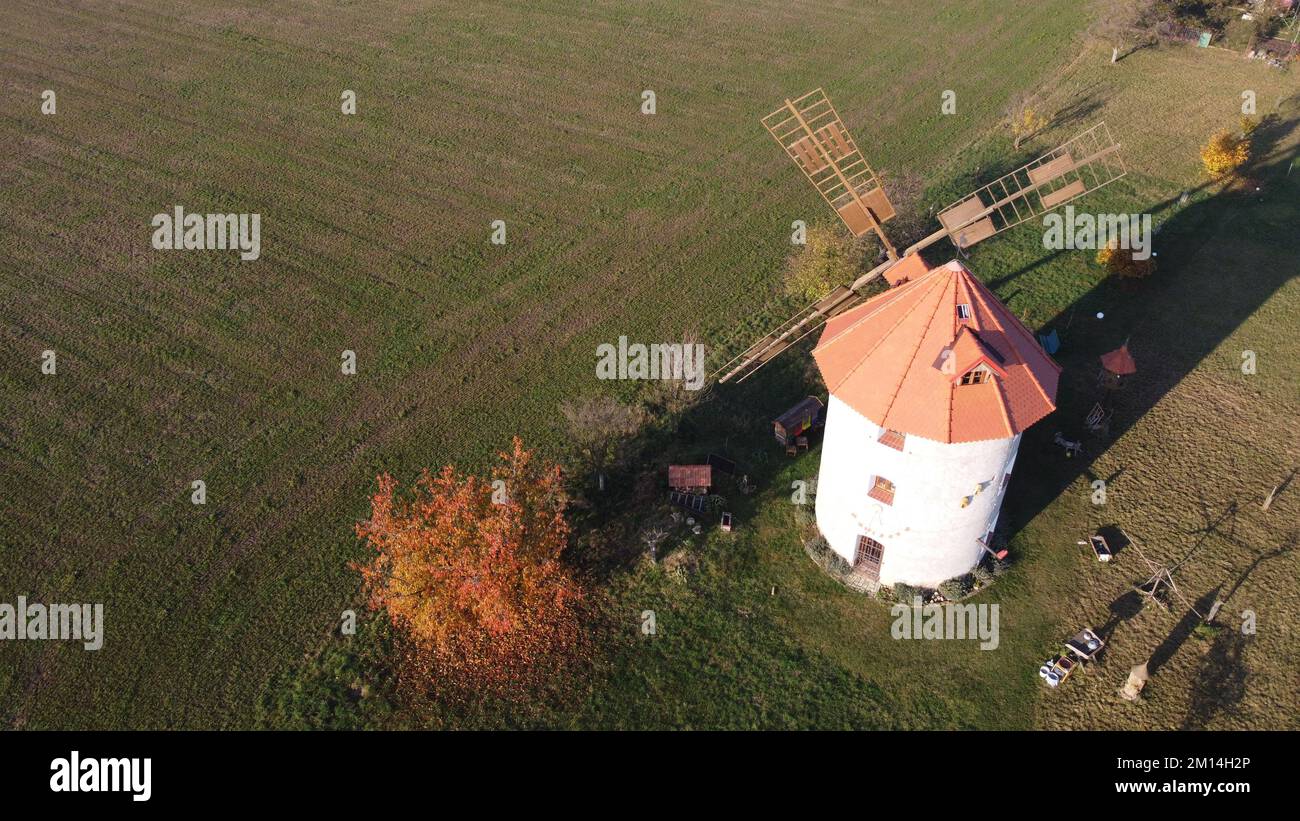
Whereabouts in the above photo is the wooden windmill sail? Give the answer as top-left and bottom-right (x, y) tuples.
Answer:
(714, 89), (1127, 385)
(761, 88), (899, 257)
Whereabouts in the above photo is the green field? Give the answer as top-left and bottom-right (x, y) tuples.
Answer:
(2, 1), (1297, 729)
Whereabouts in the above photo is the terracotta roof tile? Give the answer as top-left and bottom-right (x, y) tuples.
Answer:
(813, 256), (1061, 443)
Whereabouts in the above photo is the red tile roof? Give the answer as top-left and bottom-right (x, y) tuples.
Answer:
(812, 256), (1061, 443)
(668, 465), (712, 488)
(883, 251), (930, 286)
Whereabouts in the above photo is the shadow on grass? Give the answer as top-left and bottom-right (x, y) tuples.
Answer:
(1178, 530), (1297, 728)
(1000, 111), (1300, 546)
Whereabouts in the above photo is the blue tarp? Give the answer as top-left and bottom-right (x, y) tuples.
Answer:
(1038, 328), (1060, 355)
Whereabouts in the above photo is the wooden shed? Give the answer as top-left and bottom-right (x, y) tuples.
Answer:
(773, 396), (826, 446)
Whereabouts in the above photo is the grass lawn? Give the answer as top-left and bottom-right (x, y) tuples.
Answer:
(2, 1), (1297, 729)
(265, 43), (1300, 730)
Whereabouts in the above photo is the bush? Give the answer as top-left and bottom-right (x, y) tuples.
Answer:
(971, 565), (994, 588)
(938, 576), (971, 601)
(1193, 622), (1223, 641)
(1096, 241), (1156, 279)
(792, 506), (814, 528)
(1200, 128), (1250, 179)
(783, 224), (874, 303)
(892, 583), (921, 605)
(803, 534), (851, 578)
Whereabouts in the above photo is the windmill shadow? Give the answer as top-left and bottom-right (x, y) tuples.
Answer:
(999, 111), (1300, 541)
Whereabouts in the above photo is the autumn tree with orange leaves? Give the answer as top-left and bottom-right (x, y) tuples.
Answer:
(354, 438), (586, 696)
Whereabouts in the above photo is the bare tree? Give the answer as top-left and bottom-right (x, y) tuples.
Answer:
(878, 167), (929, 248)
(560, 395), (647, 478)
(1090, 0), (1161, 63)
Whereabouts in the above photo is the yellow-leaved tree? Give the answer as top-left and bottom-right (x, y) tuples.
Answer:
(1006, 93), (1049, 150)
(783, 224), (871, 303)
(1200, 128), (1250, 180)
(1096, 240), (1155, 280)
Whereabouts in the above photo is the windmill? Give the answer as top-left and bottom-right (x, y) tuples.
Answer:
(713, 87), (1127, 385)
(709, 88), (1130, 588)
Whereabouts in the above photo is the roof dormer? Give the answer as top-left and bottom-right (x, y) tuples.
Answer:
(959, 365), (992, 385)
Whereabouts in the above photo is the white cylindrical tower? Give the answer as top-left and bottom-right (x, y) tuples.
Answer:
(816, 394), (1020, 586)
(810, 257), (1060, 589)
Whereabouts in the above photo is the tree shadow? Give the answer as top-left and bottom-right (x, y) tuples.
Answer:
(1216, 529), (1298, 609)
(1178, 530), (1299, 727)
(1047, 91), (1105, 133)
(1148, 586), (1220, 677)
(1180, 624), (1249, 729)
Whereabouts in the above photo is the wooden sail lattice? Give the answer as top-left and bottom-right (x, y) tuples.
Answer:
(762, 88), (897, 252)
(1125, 528), (1203, 619)
(715, 89), (1129, 386)
(712, 258), (898, 384)
(933, 122), (1127, 250)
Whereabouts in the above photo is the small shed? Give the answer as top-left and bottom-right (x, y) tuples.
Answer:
(668, 464), (712, 492)
(773, 396), (826, 446)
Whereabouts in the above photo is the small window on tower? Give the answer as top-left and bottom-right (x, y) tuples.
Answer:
(869, 476), (896, 505)
(956, 303), (972, 321)
(878, 429), (906, 450)
(960, 367), (989, 385)
(854, 535), (885, 580)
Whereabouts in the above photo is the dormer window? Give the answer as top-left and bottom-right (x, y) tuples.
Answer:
(960, 366), (991, 385)
(956, 303), (972, 321)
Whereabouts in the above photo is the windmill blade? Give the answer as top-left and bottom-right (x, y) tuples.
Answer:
(762, 88), (898, 257)
(929, 122), (1126, 252)
(713, 258), (898, 384)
